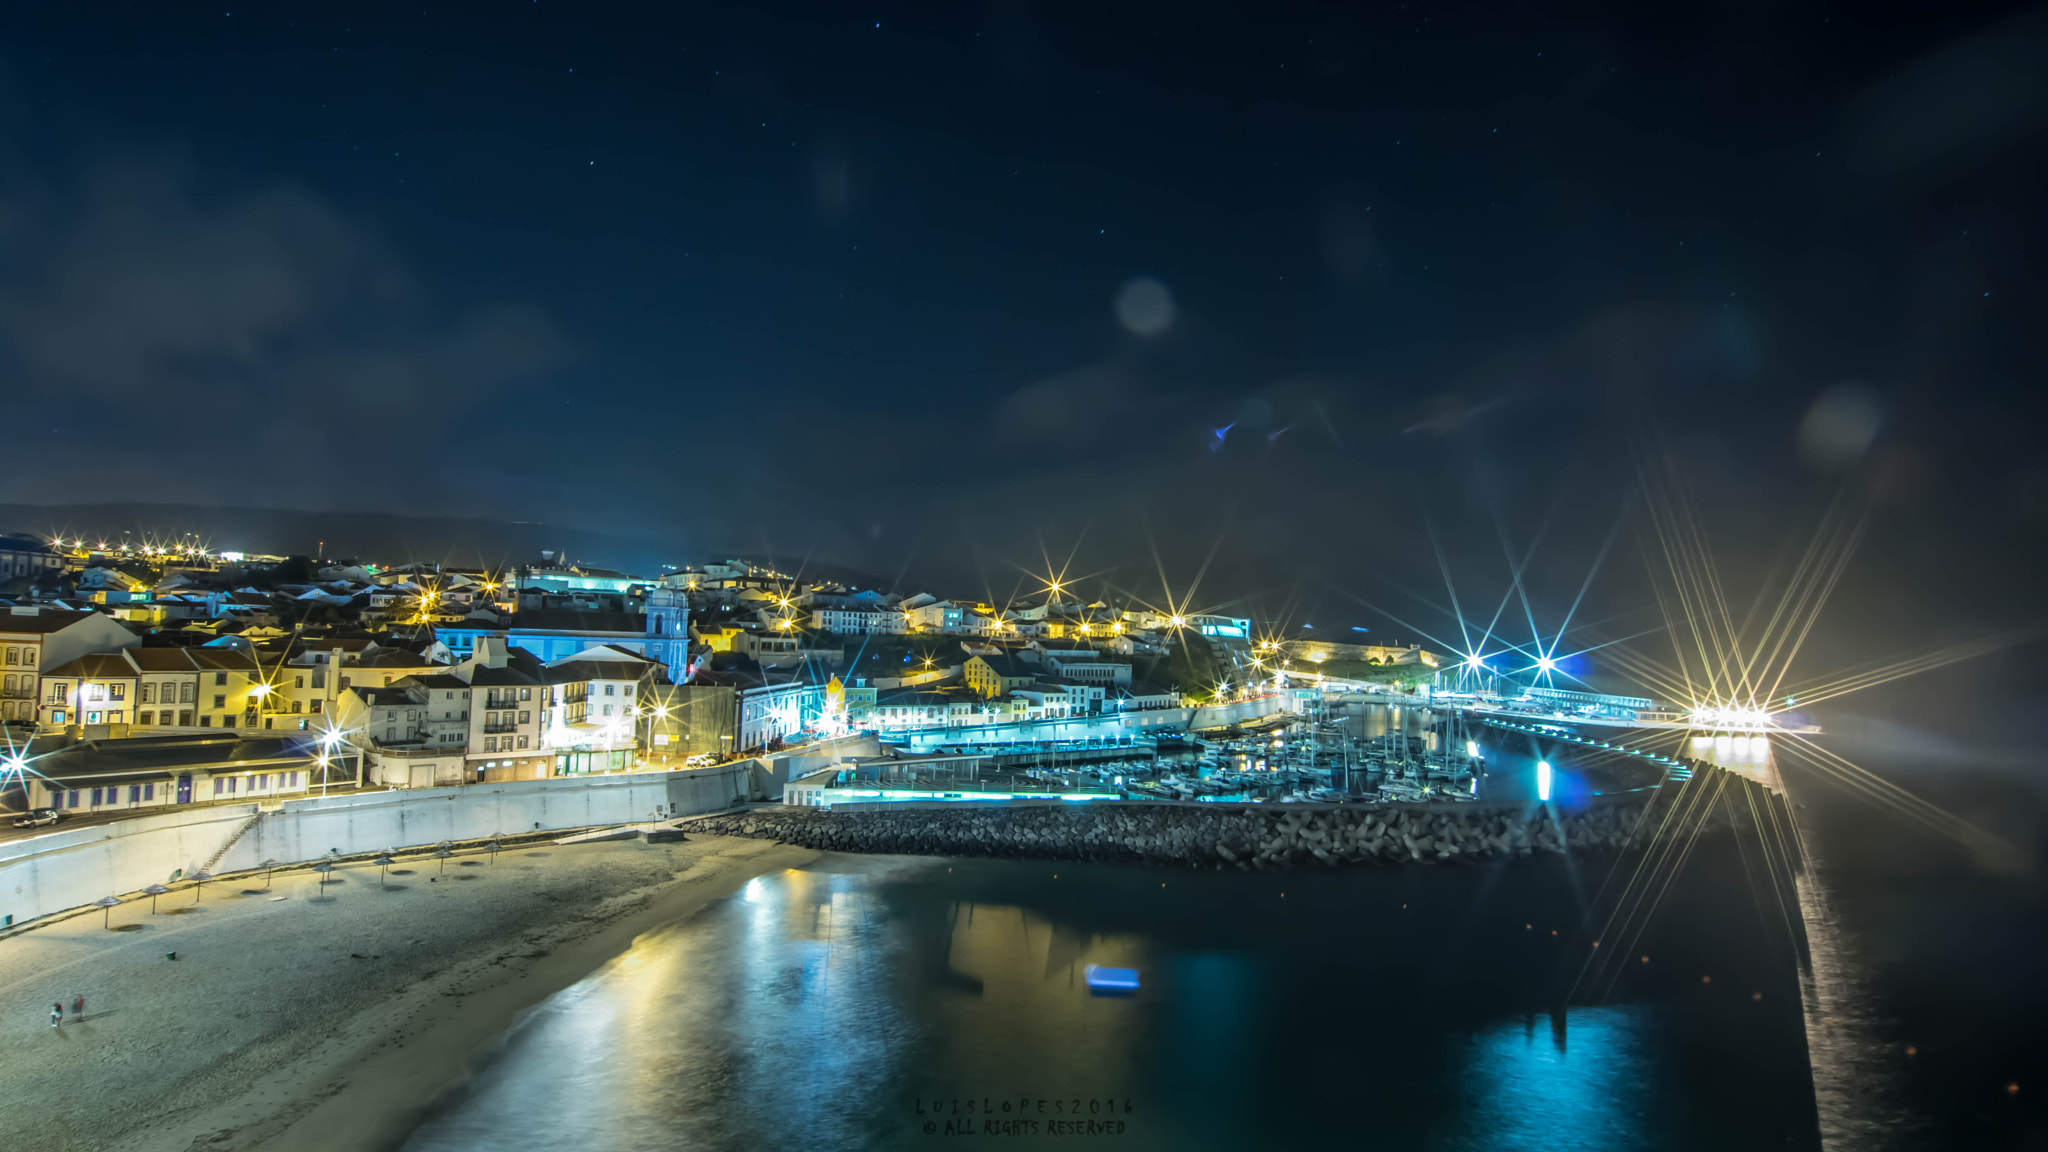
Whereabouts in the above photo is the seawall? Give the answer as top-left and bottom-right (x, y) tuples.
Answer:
(1, 762), (765, 929)
(689, 770), (1768, 869)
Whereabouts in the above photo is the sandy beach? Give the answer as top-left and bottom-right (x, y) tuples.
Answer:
(0, 833), (816, 1152)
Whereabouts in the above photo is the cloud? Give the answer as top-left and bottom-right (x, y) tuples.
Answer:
(0, 145), (570, 414)
(991, 361), (1146, 446)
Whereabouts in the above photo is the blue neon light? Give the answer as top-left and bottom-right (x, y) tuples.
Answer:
(1084, 965), (1140, 993)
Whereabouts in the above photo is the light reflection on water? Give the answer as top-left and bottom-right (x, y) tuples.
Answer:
(402, 854), (1815, 1152)
(1447, 1008), (1650, 1151)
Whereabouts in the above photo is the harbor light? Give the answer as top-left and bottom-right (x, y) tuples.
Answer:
(1687, 703), (1774, 732)
(1466, 741), (1479, 758)
(1537, 655), (1555, 672)
(1537, 760), (1552, 802)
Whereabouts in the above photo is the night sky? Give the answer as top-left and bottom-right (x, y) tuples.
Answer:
(3, 2), (2044, 710)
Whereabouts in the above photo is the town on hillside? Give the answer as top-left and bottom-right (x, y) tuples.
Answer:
(0, 532), (1443, 817)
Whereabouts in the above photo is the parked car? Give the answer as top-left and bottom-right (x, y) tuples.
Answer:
(10, 808), (62, 829)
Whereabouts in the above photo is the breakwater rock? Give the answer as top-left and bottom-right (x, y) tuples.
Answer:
(689, 790), (1744, 870)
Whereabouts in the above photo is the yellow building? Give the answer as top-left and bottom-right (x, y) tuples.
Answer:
(963, 654), (1035, 699)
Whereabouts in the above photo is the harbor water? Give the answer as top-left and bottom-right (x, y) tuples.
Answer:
(400, 846), (1823, 1151)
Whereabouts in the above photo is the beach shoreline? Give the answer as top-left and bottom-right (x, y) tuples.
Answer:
(0, 833), (816, 1152)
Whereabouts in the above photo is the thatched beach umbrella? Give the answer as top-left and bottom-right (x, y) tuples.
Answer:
(94, 895), (121, 929)
(433, 848), (453, 875)
(485, 839), (501, 864)
(143, 883), (170, 914)
(313, 860), (336, 896)
(262, 859), (281, 890)
(374, 855), (395, 886)
(189, 870), (213, 903)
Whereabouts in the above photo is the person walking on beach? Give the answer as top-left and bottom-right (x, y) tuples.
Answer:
(71, 995), (85, 1020)
(51, 1002), (63, 1027)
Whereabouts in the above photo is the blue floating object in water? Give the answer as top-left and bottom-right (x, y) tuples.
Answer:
(1084, 965), (1139, 995)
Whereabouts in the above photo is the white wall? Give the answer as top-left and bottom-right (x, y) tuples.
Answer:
(219, 765), (757, 872)
(0, 803), (259, 929)
(1, 762), (764, 928)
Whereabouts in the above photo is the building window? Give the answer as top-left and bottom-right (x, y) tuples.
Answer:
(180, 710), (193, 726)
(144, 783), (155, 800)
(140, 683), (155, 704)
(138, 711), (153, 725)
(213, 778), (224, 796)
(214, 673), (227, 686)
(311, 700), (322, 714)
(518, 735), (529, 749)
(213, 695), (226, 709)
(227, 777), (238, 793)
(181, 682), (196, 703)
(110, 683), (126, 700)
(520, 687), (531, 701)
(223, 715), (236, 728)
(291, 701), (302, 713)
(2, 648), (12, 665)
(605, 684), (615, 696)
(294, 675), (304, 689)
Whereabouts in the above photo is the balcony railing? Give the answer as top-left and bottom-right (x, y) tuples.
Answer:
(483, 722), (519, 734)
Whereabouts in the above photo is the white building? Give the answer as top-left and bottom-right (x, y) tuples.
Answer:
(808, 606), (910, 635)
(540, 645), (659, 773)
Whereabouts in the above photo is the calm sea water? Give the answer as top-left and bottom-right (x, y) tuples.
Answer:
(402, 842), (1827, 1152)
